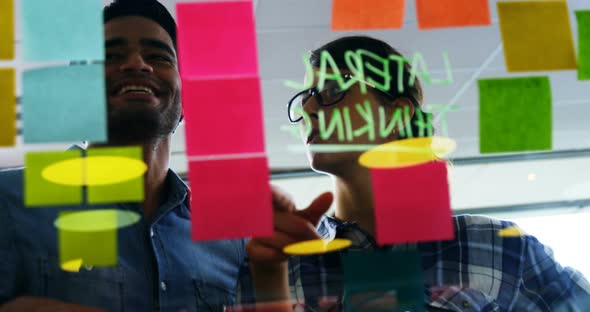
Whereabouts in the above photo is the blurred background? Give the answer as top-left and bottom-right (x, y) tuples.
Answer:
(1, 0), (590, 277)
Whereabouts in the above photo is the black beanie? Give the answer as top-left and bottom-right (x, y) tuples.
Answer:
(103, 0), (177, 49)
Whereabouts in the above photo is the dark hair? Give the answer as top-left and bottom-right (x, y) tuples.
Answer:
(104, 0), (177, 49)
(309, 36), (431, 138)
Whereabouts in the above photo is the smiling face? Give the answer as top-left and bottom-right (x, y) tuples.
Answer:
(104, 16), (181, 144)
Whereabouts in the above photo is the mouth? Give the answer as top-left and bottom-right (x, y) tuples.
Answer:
(111, 80), (161, 99)
(306, 129), (320, 145)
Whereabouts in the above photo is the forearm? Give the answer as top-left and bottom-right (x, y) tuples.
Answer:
(250, 262), (292, 311)
(0, 296), (104, 312)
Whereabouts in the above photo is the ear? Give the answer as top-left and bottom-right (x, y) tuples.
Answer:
(381, 97), (415, 140)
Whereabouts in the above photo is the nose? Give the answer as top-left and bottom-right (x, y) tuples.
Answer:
(119, 52), (153, 73)
(300, 94), (319, 132)
(302, 93), (320, 117)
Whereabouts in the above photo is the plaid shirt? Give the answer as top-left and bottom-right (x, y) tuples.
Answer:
(236, 214), (590, 311)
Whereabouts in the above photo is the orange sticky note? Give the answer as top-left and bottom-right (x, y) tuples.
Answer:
(497, 0), (577, 72)
(0, 0), (14, 60)
(0, 69), (16, 147)
(416, 0), (491, 30)
(331, 0), (405, 31)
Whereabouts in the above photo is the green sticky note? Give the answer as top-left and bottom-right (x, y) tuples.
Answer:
(23, 64), (107, 144)
(479, 77), (552, 154)
(25, 150), (82, 207)
(576, 11), (590, 80)
(21, 0), (104, 62)
(87, 146), (145, 204)
(342, 250), (424, 312)
(57, 211), (117, 269)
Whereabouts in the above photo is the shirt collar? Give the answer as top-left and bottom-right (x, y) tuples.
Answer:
(317, 215), (341, 240)
(151, 169), (190, 221)
(317, 215), (376, 244)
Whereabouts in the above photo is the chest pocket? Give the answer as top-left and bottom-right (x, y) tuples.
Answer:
(427, 286), (499, 312)
(39, 256), (126, 312)
(194, 280), (235, 312)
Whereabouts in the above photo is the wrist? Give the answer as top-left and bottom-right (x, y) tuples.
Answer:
(251, 262), (290, 303)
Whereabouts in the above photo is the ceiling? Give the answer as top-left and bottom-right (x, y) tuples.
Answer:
(1, 1), (590, 211)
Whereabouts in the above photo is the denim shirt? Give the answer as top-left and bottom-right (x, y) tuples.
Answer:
(0, 167), (246, 312)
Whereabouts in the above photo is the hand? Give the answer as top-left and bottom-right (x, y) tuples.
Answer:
(246, 186), (334, 265)
(0, 296), (105, 312)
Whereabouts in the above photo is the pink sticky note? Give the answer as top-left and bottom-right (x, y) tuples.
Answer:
(371, 161), (454, 245)
(182, 77), (266, 156)
(189, 157), (273, 241)
(176, 1), (258, 78)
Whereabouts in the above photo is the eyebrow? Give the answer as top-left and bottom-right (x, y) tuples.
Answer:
(105, 37), (176, 57)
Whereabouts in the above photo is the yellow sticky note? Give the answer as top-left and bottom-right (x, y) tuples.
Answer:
(358, 137), (456, 169)
(283, 238), (352, 255)
(25, 150), (83, 207)
(86, 147), (146, 204)
(61, 259), (83, 272)
(497, 0), (576, 72)
(0, 0), (14, 60)
(56, 209), (141, 269)
(498, 226), (527, 237)
(58, 213), (117, 269)
(0, 69), (16, 147)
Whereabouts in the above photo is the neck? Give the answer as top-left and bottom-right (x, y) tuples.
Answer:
(332, 164), (376, 236)
(89, 136), (171, 218)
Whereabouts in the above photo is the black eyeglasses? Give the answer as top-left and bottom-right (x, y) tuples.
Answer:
(287, 78), (350, 123)
(286, 74), (407, 123)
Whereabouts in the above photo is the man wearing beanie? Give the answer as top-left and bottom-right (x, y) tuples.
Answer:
(0, 1), (247, 311)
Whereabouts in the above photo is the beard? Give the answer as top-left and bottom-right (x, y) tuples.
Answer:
(106, 91), (181, 145)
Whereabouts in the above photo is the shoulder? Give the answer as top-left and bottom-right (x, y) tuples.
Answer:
(449, 214), (526, 253)
(0, 168), (24, 198)
(0, 168), (24, 241)
(453, 214), (516, 230)
(420, 215), (528, 281)
(0, 168), (24, 217)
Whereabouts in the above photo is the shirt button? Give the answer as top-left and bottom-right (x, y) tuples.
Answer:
(150, 229), (155, 237)
(160, 281), (167, 291)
